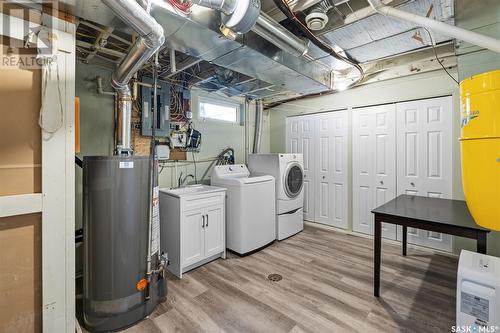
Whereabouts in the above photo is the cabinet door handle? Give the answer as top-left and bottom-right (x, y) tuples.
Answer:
(202, 215), (205, 228)
(206, 214), (209, 227)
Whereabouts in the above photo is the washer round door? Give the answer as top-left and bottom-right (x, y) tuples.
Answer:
(284, 163), (304, 198)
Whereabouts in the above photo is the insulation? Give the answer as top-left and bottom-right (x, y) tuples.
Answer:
(322, 0), (454, 62)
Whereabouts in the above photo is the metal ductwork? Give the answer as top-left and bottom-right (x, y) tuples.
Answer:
(193, 1), (312, 59)
(149, 3), (332, 97)
(102, 0), (165, 154)
(66, 0), (334, 98)
(366, 0), (500, 54)
(193, 0), (261, 34)
(252, 12), (309, 57)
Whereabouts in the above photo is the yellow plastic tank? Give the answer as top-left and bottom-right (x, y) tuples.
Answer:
(460, 70), (500, 231)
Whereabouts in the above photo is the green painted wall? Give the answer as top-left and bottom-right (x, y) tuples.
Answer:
(455, 0), (500, 80)
(74, 62), (270, 273)
(76, 62), (270, 227)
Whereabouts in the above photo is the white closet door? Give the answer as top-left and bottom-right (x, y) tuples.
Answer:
(314, 111), (348, 228)
(286, 115), (315, 221)
(396, 96), (453, 251)
(330, 111), (349, 229)
(353, 104), (397, 239)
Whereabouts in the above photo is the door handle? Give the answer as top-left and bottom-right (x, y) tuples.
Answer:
(202, 215), (205, 228)
(322, 175), (326, 179)
(206, 214), (209, 227)
(410, 182), (415, 187)
(380, 180), (384, 185)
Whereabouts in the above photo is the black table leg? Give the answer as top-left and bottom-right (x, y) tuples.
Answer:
(477, 232), (487, 254)
(374, 215), (381, 297)
(402, 225), (407, 256)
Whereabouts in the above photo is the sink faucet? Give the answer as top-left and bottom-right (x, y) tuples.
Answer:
(178, 172), (195, 188)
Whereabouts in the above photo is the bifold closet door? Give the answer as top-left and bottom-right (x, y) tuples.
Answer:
(314, 111), (349, 228)
(352, 104), (397, 239)
(287, 115), (315, 221)
(396, 96), (453, 251)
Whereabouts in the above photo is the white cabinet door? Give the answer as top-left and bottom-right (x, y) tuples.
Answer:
(314, 111), (349, 228)
(204, 205), (224, 257)
(353, 104), (397, 239)
(396, 96), (453, 251)
(287, 115), (315, 221)
(182, 210), (204, 267)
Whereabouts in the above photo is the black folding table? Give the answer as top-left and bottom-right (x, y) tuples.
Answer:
(371, 194), (490, 297)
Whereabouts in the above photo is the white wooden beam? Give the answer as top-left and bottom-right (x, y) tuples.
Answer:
(0, 194), (43, 218)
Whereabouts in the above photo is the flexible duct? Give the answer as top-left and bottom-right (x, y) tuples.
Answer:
(102, 0), (165, 154)
(366, 0), (500, 54)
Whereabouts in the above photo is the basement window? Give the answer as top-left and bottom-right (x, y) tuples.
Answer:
(199, 97), (240, 124)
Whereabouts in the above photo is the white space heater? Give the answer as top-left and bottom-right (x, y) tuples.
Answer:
(457, 250), (500, 329)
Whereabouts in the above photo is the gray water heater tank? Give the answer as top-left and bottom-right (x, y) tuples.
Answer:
(83, 156), (165, 331)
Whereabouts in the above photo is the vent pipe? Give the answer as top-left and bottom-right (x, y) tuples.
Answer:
(192, 0), (261, 34)
(192, 1), (310, 58)
(366, 0), (500, 54)
(103, 0), (165, 155)
(252, 13), (309, 57)
(253, 100), (264, 154)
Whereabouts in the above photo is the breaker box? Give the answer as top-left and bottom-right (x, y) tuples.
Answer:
(140, 77), (170, 137)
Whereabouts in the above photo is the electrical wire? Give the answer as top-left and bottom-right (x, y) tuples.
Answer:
(423, 27), (459, 85)
(272, 0), (364, 88)
(166, 0), (192, 13)
(191, 151), (197, 183)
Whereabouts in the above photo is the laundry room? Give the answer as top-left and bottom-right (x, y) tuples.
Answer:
(1, 0), (500, 332)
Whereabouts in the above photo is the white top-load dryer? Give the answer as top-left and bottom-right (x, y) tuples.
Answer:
(248, 154), (304, 240)
(211, 164), (276, 255)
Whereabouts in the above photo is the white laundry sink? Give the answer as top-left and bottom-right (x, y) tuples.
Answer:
(160, 184), (226, 197)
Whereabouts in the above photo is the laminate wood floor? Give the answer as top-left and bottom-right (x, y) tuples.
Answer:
(123, 224), (458, 333)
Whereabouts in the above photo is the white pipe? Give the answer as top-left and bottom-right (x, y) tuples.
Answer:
(367, 0), (500, 54)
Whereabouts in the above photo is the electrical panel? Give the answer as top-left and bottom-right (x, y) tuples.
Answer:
(140, 77), (170, 137)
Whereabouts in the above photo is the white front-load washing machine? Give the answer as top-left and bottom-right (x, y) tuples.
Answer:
(248, 154), (304, 240)
(211, 164), (276, 255)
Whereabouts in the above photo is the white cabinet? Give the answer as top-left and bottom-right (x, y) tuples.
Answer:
(396, 96), (453, 251)
(352, 104), (397, 239)
(160, 188), (226, 278)
(286, 110), (349, 229)
(352, 96), (453, 252)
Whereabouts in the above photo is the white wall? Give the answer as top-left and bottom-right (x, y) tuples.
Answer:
(269, 68), (500, 256)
